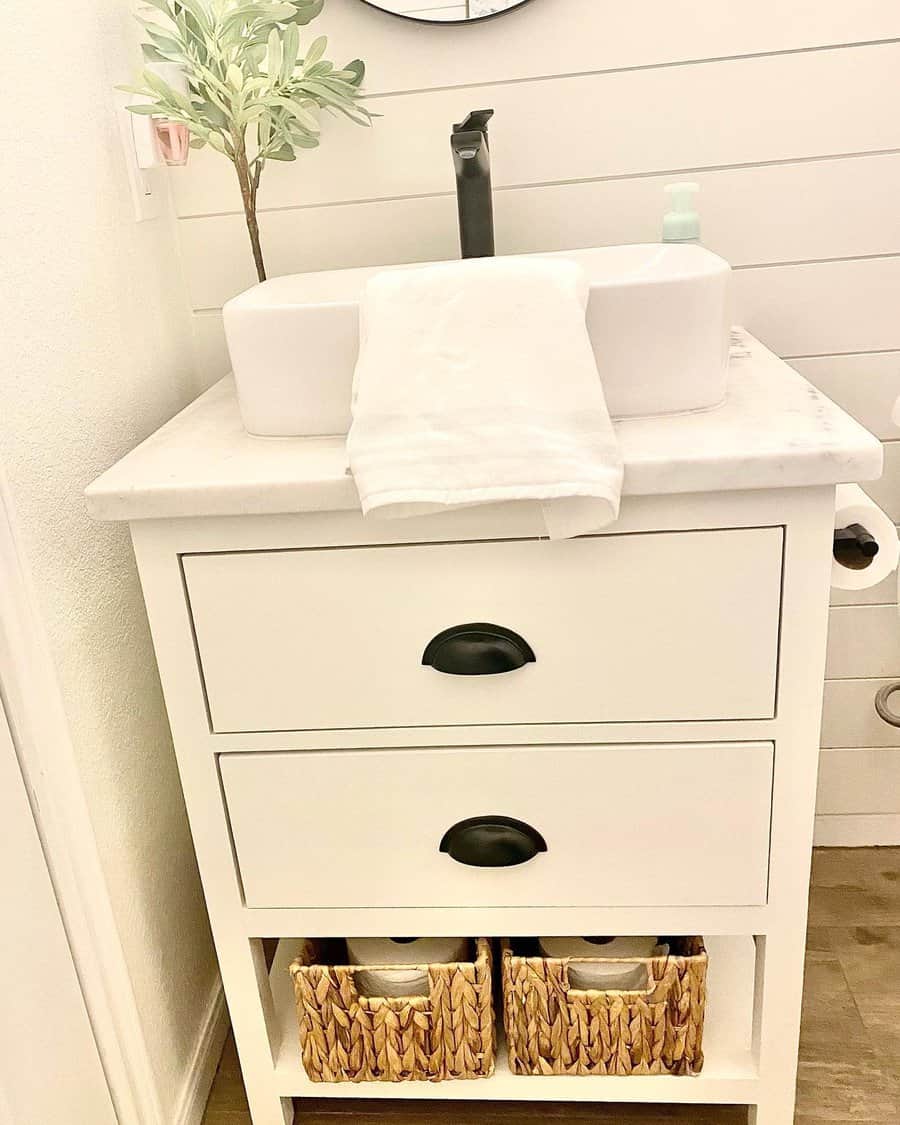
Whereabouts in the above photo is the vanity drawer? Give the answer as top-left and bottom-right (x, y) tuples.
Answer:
(184, 527), (782, 734)
(221, 742), (774, 909)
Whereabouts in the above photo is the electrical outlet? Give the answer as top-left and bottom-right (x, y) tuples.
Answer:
(116, 97), (164, 223)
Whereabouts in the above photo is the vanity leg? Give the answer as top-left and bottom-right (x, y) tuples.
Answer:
(131, 529), (293, 1125)
(242, 1092), (292, 1125)
(748, 934), (805, 1125)
(748, 1093), (796, 1125)
(224, 940), (294, 1125)
(748, 494), (834, 1125)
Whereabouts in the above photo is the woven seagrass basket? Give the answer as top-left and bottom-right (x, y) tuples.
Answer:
(289, 938), (495, 1083)
(501, 936), (707, 1077)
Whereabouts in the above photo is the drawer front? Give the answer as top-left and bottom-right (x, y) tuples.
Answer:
(184, 528), (782, 734)
(221, 743), (774, 909)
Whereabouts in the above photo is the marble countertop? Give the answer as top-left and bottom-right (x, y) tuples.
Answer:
(86, 330), (883, 522)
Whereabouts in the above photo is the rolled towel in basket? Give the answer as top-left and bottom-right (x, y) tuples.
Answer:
(346, 937), (469, 998)
(538, 936), (669, 991)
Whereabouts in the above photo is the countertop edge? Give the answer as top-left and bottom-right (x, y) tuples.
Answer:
(85, 331), (887, 524)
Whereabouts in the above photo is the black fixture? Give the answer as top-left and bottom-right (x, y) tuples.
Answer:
(833, 523), (880, 570)
(451, 109), (495, 259)
(440, 815), (548, 867)
(422, 622), (535, 675)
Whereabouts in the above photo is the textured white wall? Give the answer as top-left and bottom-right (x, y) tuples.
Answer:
(0, 0), (219, 1115)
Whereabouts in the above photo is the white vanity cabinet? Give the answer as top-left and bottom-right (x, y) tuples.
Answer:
(87, 334), (883, 1125)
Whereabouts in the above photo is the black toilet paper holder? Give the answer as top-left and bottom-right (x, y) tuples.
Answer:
(833, 523), (880, 570)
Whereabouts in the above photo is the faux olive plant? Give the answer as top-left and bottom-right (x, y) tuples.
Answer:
(123, 0), (372, 281)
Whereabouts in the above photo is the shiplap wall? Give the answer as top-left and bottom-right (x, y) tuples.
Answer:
(169, 0), (900, 844)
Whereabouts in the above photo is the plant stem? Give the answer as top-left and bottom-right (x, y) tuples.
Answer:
(233, 139), (266, 283)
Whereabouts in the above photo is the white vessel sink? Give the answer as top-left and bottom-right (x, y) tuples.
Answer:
(223, 244), (732, 437)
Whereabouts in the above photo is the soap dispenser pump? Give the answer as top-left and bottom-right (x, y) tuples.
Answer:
(662, 182), (701, 244)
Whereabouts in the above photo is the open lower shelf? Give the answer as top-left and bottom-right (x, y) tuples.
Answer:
(268, 936), (761, 1104)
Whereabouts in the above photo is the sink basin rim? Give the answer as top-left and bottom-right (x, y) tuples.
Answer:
(224, 243), (730, 314)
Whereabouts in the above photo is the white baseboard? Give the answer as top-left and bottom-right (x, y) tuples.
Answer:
(173, 981), (229, 1125)
(814, 813), (900, 847)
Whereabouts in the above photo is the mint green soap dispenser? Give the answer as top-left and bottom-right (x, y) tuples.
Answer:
(662, 182), (701, 243)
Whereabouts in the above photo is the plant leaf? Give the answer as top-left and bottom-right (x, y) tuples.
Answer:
(266, 28), (282, 76)
(170, 0), (211, 32)
(196, 99), (228, 128)
(288, 0), (325, 25)
(280, 21), (299, 81)
(142, 67), (194, 113)
(267, 144), (297, 161)
(289, 131), (319, 148)
(265, 2), (302, 18)
(303, 35), (327, 68)
(144, 28), (185, 57)
(343, 59), (365, 87)
(268, 95), (319, 131)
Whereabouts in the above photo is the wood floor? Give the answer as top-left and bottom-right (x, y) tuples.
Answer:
(202, 847), (900, 1124)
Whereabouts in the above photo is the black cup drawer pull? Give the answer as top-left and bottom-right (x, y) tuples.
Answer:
(440, 816), (547, 867)
(422, 623), (536, 676)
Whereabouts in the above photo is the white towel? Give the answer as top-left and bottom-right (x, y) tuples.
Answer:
(346, 256), (623, 539)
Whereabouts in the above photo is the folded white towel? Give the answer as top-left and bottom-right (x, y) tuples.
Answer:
(346, 256), (623, 539)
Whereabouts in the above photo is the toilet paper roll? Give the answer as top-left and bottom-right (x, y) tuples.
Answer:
(832, 485), (899, 591)
(539, 936), (662, 960)
(568, 962), (650, 992)
(538, 936), (667, 992)
(346, 937), (468, 999)
(353, 969), (431, 998)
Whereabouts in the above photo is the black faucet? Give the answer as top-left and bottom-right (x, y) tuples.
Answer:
(451, 109), (495, 259)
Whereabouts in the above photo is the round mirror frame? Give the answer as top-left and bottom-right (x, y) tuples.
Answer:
(358, 0), (534, 25)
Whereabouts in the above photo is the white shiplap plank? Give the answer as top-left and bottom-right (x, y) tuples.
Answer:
(791, 351), (900, 440)
(495, 152), (900, 268)
(170, 42), (900, 218)
(315, 0), (900, 96)
(192, 313), (232, 390)
(181, 153), (900, 310)
(821, 678), (900, 747)
(188, 258), (900, 401)
(814, 813), (900, 845)
(862, 440), (900, 523)
(825, 604), (900, 679)
(184, 193), (460, 310)
(817, 747), (900, 813)
(733, 257), (900, 358)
